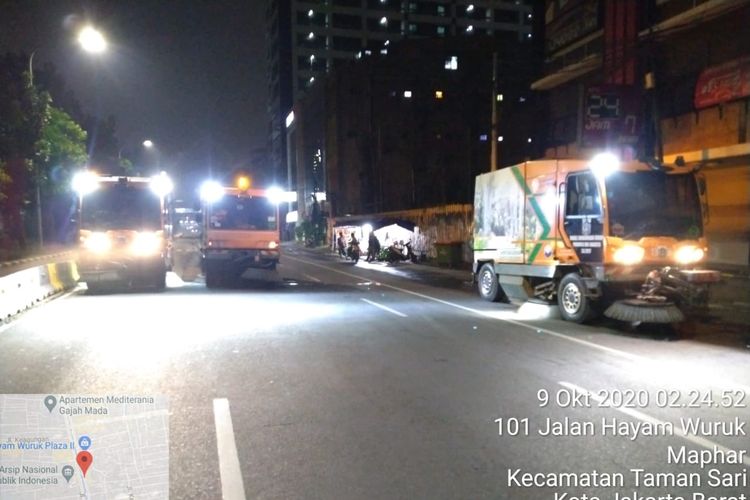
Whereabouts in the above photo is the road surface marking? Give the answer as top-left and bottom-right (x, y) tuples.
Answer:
(302, 273), (322, 283)
(284, 254), (750, 392)
(361, 298), (408, 317)
(560, 381), (750, 467)
(213, 398), (247, 500)
(284, 254), (641, 361)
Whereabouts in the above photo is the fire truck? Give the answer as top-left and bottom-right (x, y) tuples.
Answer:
(473, 154), (720, 324)
(199, 177), (281, 287)
(73, 171), (174, 292)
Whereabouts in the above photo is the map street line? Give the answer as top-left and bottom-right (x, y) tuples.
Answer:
(213, 398), (247, 500)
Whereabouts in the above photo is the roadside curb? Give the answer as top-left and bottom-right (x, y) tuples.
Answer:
(0, 260), (79, 324)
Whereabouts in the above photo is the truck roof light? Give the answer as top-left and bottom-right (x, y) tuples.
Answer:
(200, 180), (224, 203)
(72, 171), (99, 196)
(150, 172), (173, 197)
(589, 152), (620, 179)
(266, 186), (284, 205)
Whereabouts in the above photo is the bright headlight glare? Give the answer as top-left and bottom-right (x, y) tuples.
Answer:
(151, 172), (173, 197)
(675, 245), (705, 265)
(268, 241), (278, 249)
(200, 180), (224, 203)
(72, 171), (99, 196)
(83, 232), (111, 253)
(613, 245), (644, 265)
(131, 232), (162, 256)
(266, 186), (284, 205)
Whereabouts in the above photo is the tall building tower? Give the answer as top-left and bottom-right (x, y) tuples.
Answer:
(265, 0), (535, 184)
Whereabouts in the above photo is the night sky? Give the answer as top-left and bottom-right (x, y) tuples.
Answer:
(0, 0), (268, 193)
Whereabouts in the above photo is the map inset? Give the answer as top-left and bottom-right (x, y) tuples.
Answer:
(0, 394), (169, 499)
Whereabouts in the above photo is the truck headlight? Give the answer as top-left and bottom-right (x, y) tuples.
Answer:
(613, 245), (644, 265)
(675, 245), (705, 265)
(131, 232), (162, 256)
(83, 232), (111, 253)
(268, 241), (278, 249)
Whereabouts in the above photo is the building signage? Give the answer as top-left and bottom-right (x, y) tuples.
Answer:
(545, 0), (600, 54)
(582, 84), (641, 148)
(694, 56), (750, 109)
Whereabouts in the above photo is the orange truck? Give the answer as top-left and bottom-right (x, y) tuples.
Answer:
(199, 180), (281, 287)
(472, 155), (720, 324)
(73, 172), (174, 292)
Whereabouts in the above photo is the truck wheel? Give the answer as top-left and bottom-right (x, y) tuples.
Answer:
(478, 263), (501, 302)
(154, 271), (167, 291)
(557, 273), (593, 323)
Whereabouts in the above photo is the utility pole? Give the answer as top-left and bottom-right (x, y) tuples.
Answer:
(490, 52), (499, 171)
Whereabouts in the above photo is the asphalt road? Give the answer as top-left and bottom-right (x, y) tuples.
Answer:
(1, 244), (748, 499)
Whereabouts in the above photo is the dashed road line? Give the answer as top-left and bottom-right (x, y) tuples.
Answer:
(361, 298), (408, 317)
(213, 398), (247, 500)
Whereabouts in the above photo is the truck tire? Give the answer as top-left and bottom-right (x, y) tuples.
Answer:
(205, 269), (221, 289)
(154, 270), (167, 291)
(477, 263), (501, 302)
(557, 273), (593, 323)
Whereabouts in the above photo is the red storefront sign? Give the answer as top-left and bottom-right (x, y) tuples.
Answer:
(694, 56), (750, 109)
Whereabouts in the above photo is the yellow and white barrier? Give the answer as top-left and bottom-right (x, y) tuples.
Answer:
(0, 260), (79, 322)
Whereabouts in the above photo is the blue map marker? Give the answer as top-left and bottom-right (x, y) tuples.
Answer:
(78, 435), (92, 451)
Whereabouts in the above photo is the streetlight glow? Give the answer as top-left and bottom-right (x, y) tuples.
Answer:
(143, 140), (154, 148)
(77, 26), (108, 54)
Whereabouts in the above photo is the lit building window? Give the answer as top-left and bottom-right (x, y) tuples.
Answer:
(309, 76), (315, 84)
(437, 5), (445, 15)
(437, 26), (446, 35)
(384, 40), (390, 46)
(356, 51), (362, 59)
(497, 136), (504, 142)
(307, 32), (315, 40)
(380, 0), (387, 3)
(380, 49), (388, 55)
(528, 13), (532, 19)
(364, 49), (372, 55)
(527, 137), (532, 143)
(479, 134), (488, 141)
(527, 33), (532, 38)
(380, 16), (388, 26)
(444, 56), (458, 70)
(496, 93), (503, 102)
(403, 90), (412, 98)
(466, 4), (474, 13)
(466, 25), (474, 33)
(308, 9), (314, 18)
(310, 54), (316, 63)
(435, 90), (444, 99)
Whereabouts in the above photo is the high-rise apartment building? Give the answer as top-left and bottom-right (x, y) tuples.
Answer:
(265, 0), (535, 183)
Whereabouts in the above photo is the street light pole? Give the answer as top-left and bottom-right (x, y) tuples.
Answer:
(26, 26), (107, 248)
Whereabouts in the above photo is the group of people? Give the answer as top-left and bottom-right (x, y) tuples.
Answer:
(336, 231), (382, 262)
(336, 230), (416, 263)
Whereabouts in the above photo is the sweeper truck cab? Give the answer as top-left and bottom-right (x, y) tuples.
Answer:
(199, 178), (281, 287)
(73, 171), (174, 291)
(473, 155), (720, 324)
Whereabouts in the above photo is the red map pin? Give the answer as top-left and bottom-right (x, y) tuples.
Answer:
(76, 451), (93, 477)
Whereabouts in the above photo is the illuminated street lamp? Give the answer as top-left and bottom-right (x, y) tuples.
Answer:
(143, 139), (154, 148)
(77, 26), (108, 54)
(29, 24), (107, 248)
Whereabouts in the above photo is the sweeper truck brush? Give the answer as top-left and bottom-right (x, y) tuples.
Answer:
(604, 299), (685, 324)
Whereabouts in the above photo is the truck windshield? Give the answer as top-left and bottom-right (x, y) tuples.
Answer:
(209, 195), (277, 230)
(81, 183), (162, 231)
(605, 171), (702, 239)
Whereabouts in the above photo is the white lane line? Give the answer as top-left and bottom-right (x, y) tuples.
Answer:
(361, 298), (408, 317)
(302, 273), (322, 283)
(283, 254), (641, 361)
(213, 398), (247, 500)
(284, 254), (750, 393)
(560, 381), (750, 466)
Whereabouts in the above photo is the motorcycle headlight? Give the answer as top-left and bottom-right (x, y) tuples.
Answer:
(613, 245), (644, 266)
(131, 232), (162, 256)
(675, 245), (705, 265)
(83, 232), (111, 253)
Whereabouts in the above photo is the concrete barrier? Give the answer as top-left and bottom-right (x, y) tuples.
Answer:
(0, 260), (79, 323)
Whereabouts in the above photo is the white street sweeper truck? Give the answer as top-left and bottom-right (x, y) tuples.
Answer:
(472, 155), (720, 324)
